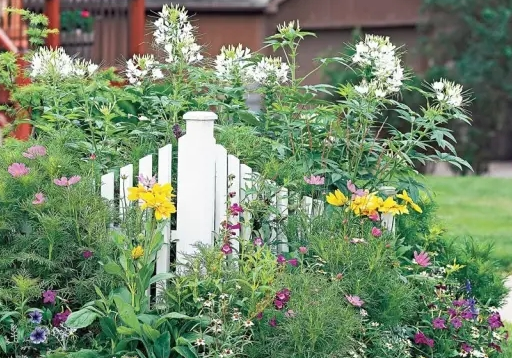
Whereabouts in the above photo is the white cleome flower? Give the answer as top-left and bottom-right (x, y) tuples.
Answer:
(431, 79), (464, 108)
(215, 44), (253, 83)
(29, 47), (99, 80)
(154, 4), (202, 65)
(248, 56), (289, 85)
(126, 54), (162, 86)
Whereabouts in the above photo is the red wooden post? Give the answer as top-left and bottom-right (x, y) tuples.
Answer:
(12, 56), (32, 140)
(129, 0), (146, 56)
(45, 0), (60, 48)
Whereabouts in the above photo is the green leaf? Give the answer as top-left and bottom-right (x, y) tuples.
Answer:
(67, 350), (102, 358)
(117, 326), (137, 335)
(66, 308), (98, 329)
(155, 312), (194, 327)
(99, 316), (117, 340)
(113, 296), (140, 333)
(172, 345), (197, 358)
(149, 272), (175, 285)
(103, 262), (124, 277)
(0, 336), (6, 353)
(154, 331), (171, 358)
(142, 323), (161, 342)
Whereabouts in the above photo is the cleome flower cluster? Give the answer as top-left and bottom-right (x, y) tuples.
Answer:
(127, 177), (176, 220)
(29, 47), (98, 80)
(325, 180), (422, 218)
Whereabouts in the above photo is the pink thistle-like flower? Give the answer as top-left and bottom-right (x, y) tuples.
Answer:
(277, 255), (286, 265)
(371, 227), (382, 238)
(432, 317), (446, 329)
(304, 175), (325, 185)
(137, 174), (156, 188)
(287, 258), (298, 267)
(413, 251), (431, 267)
(347, 180), (365, 197)
(299, 246), (308, 254)
(221, 244), (233, 255)
(54, 176), (81, 187)
(345, 295), (364, 307)
(32, 192), (45, 205)
(42, 290), (57, 304)
(82, 250), (93, 259)
(229, 203), (244, 216)
(8, 163), (30, 177)
(368, 212), (380, 222)
(253, 237), (264, 246)
(22, 145), (46, 159)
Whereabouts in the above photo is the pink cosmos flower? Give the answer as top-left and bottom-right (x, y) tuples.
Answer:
(371, 227), (382, 238)
(277, 255), (286, 265)
(304, 175), (325, 185)
(299, 246), (308, 254)
(32, 192), (45, 205)
(8, 163), (30, 177)
(413, 251), (431, 267)
(54, 176), (81, 187)
(287, 258), (298, 267)
(345, 295), (364, 307)
(22, 145), (47, 159)
(347, 180), (365, 197)
(221, 244), (232, 255)
(368, 212), (380, 222)
(253, 237), (264, 246)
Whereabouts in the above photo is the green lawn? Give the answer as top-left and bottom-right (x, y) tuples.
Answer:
(424, 176), (512, 270)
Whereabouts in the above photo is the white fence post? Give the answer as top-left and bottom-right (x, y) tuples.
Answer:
(176, 111), (217, 264)
(379, 186), (396, 233)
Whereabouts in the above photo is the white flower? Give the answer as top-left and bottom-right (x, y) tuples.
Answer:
(138, 115), (150, 121)
(385, 343), (393, 350)
(374, 88), (387, 98)
(151, 68), (164, 80)
(154, 4), (202, 65)
(355, 82), (369, 94)
(29, 47), (80, 80)
(360, 309), (368, 317)
(248, 56), (289, 85)
(194, 338), (205, 346)
(203, 300), (213, 308)
(243, 320), (254, 328)
(219, 293), (229, 300)
(215, 44), (253, 83)
(431, 79), (464, 108)
(370, 321), (380, 327)
(231, 312), (242, 321)
(126, 54), (160, 86)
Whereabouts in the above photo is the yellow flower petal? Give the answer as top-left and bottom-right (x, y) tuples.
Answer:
(127, 184), (146, 201)
(326, 189), (348, 207)
(131, 245), (144, 260)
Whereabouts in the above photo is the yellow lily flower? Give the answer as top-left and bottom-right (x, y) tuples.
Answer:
(326, 189), (348, 207)
(379, 197), (409, 215)
(127, 184), (147, 201)
(131, 245), (144, 260)
(396, 190), (423, 213)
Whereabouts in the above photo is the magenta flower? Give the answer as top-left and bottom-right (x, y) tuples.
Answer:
(461, 343), (473, 353)
(32, 192), (45, 205)
(432, 317), (446, 329)
(304, 175), (325, 185)
(368, 212), (380, 222)
(299, 246), (308, 254)
(229, 203), (244, 216)
(52, 309), (71, 327)
(253, 237), (264, 246)
(42, 290), (57, 304)
(371, 227), (382, 238)
(221, 244), (233, 255)
(287, 258), (298, 267)
(414, 331), (434, 347)
(488, 312), (504, 330)
(461, 310), (474, 320)
(447, 308), (457, 317)
(82, 250), (93, 259)
(256, 312), (263, 320)
(8, 163), (30, 177)
(137, 174), (156, 188)
(277, 255), (286, 265)
(345, 295), (364, 307)
(269, 317), (277, 327)
(54, 176), (81, 187)
(452, 299), (467, 307)
(347, 180), (365, 197)
(276, 288), (290, 303)
(413, 251), (431, 267)
(284, 309), (296, 318)
(451, 317), (463, 329)
(274, 299), (284, 310)
(227, 222), (241, 230)
(22, 145), (46, 159)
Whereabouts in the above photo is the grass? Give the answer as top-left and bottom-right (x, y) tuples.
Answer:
(424, 176), (512, 270)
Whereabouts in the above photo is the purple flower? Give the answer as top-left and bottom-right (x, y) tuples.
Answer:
(137, 174), (156, 188)
(172, 124), (184, 139)
(461, 343), (473, 353)
(52, 309), (71, 327)
(304, 175), (325, 185)
(287, 258), (298, 267)
(414, 331), (434, 347)
(28, 311), (43, 324)
(451, 317), (463, 329)
(432, 317), (446, 329)
(413, 251), (431, 267)
(29, 327), (47, 344)
(82, 250), (93, 259)
(274, 299), (284, 310)
(253, 237), (264, 246)
(371, 227), (382, 238)
(54, 176), (81, 187)
(276, 288), (290, 303)
(461, 310), (474, 320)
(453, 299), (467, 307)
(229, 203), (244, 216)
(227, 222), (241, 231)
(42, 290), (57, 304)
(465, 280), (472, 293)
(489, 342), (502, 353)
(221, 244), (233, 255)
(447, 307), (457, 317)
(277, 255), (286, 265)
(22, 145), (46, 159)
(256, 312), (263, 320)
(488, 313), (504, 330)
(32, 192), (45, 205)
(269, 317), (277, 327)
(345, 295), (364, 307)
(8, 163), (30, 177)
(299, 246), (308, 254)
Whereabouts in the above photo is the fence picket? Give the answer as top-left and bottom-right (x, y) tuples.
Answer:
(214, 145), (228, 237)
(156, 145), (172, 285)
(277, 188), (289, 253)
(100, 172), (115, 202)
(227, 155), (241, 254)
(301, 196), (313, 217)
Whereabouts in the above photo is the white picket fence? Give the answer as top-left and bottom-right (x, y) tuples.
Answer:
(99, 111), (325, 276)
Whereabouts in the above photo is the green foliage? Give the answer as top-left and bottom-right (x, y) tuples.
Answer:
(60, 10), (94, 33)
(6, 8), (57, 47)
